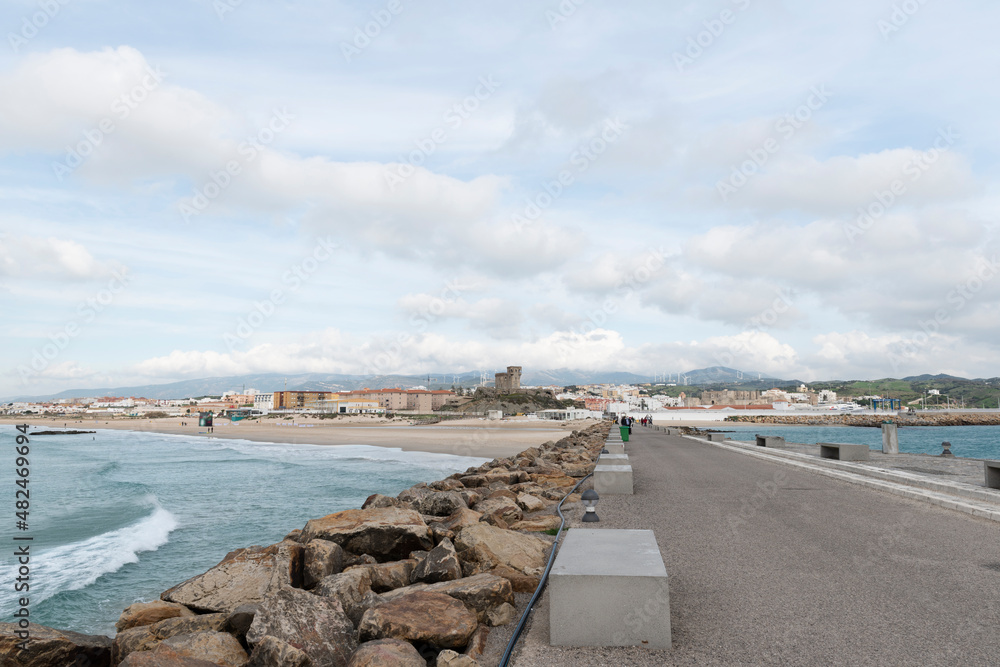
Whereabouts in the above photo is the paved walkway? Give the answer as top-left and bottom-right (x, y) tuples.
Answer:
(512, 427), (1000, 666)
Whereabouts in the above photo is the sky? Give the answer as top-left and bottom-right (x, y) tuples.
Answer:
(2, 0), (1000, 398)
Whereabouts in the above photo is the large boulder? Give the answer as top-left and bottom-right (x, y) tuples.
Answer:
(357, 591), (477, 650)
(313, 568), (374, 625)
(246, 586), (357, 667)
(362, 493), (403, 509)
(471, 497), (522, 525)
(410, 538), (462, 584)
(432, 508), (482, 534)
(417, 492), (468, 517)
(435, 650), (479, 666)
(348, 559), (417, 593)
(509, 516), (561, 533)
(116, 600), (196, 632)
(380, 573), (514, 624)
(346, 639), (426, 667)
(120, 645), (220, 666)
(300, 508), (433, 562)
(161, 541), (303, 613)
(0, 622), (111, 667)
(156, 632), (248, 667)
(303, 539), (345, 589)
(112, 614), (228, 664)
(454, 524), (549, 576)
(244, 635), (312, 667)
(515, 493), (547, 513)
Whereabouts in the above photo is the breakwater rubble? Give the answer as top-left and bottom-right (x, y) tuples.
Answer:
(724, 413), (1000, 427)
(1, 423), (609, 667)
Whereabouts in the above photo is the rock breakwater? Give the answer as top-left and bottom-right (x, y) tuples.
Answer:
(2, 423), (609, 667)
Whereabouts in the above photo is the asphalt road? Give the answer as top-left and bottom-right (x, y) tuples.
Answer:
(512, 427), (1000, 666)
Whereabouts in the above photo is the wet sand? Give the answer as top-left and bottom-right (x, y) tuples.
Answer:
(0, 417), (601, 459)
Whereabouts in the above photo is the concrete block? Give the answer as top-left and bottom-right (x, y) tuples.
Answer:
(985, 461), (1000, 490)
(603, 442), (625, 455)
(550, 529), (670, 649)
(882, 422), (899, 454)
(756, 435), (785, 448)
(819, 442), (870, 461)
(598, 453), (629, 465)
(706, 433), (726, 442)
(594, 464), (633, 495)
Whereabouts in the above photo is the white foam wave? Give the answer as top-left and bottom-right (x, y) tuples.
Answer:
(3, 503), (178, 608)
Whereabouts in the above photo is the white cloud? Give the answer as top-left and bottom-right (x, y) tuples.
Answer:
(0, 234), (119, 280)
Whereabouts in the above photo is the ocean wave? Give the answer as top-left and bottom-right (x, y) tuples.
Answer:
(1, 502), (178, 609)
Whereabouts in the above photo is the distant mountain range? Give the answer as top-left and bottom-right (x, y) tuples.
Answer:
(4, 367), (987, 403)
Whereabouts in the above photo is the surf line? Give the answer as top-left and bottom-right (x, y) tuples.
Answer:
(12, 423), (32, 651)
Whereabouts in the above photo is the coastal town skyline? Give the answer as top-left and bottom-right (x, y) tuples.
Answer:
(4, 2), (1000, 399)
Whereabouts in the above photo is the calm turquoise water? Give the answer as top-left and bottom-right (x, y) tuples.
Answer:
(1, 428), (488, 636)
(714, 424), (1000, 459)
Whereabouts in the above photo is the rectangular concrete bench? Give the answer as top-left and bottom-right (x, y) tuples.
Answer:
(604, 442), (625, 455)
(985, 460), (1000, 489)
(594, 464), (633, 494)
(756, 435), (786, 447)
(551, 529), (670, 648)
(706, 433), (726, 442)
(819, 442), (870, 461)
(598, 453), (628, 465)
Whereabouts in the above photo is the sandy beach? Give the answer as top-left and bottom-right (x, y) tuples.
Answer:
(0, 416), (602, 459)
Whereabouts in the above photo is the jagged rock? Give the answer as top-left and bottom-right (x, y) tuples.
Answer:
(562, 462), (593, 478)
(358, 591), (477, 649)
(347, 639), (425, 667)
(515, 493), (546, 513)
(458, 475), (486, 488)
(463, 626), (490, 662)
(283, 528), (304, 542)
(532, 474), (577, 490)
(362, 494), (402, 510)
(430, 524), (456, 544)
(458, 490), (481, 508)
(418, 491), (468, 517)
(112, 626), (157, 665)
(244, 635), (312, 667)
(121, 645), (219, 666)
(486, 602), (518, 627)
(246, 586), (356, 667)
(397, 484), (434, 505)
(117, 600), (196, 632)
(303, 539), (344, 589)
(156, 632), (248, 667)
(410, 538), (462, 584)
(300, 508), (433, 562)
(343, 553), (378, 568)
(161, 541), (304, 614)
(430, 478), (465, 492)
(486, 488), (518, 502)
(348, 559), (417, 593)
(313, 568), (374, 625)
(433, 508), (482, 534)
(435, 649), (479, 666)
(488, 564), (542, 593)
(479, 511), (509, 529)
(380, 573), (514, 624)
(509, 516), (561, 532)
(222, 603), (258, 641)
(455, 524), (548, 577)
(471, 497), (522, 525)
(0, 622), (112, 667)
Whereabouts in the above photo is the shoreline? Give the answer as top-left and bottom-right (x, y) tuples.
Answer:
(0, 417), (602, 459)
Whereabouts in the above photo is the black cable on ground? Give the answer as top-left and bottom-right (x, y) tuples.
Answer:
(497, 470), (594, 667)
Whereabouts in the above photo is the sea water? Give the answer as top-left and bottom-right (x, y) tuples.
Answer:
(715, 423), (1000, 459)
(1, 428), (489, 636)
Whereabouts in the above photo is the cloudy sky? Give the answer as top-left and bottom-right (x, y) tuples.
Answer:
(2, 0), (999, 398)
